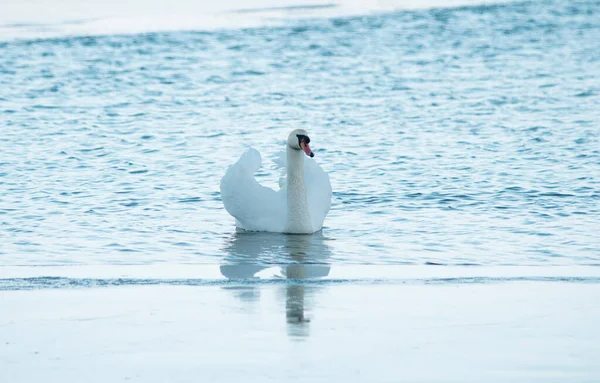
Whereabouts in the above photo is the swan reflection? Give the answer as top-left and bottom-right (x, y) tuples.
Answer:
(221, 230), (332, 337)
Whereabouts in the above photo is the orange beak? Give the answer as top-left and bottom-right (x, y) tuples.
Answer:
(301, 142), (314, 157)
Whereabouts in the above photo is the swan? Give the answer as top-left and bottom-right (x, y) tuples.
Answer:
(220, 129), (331, 234)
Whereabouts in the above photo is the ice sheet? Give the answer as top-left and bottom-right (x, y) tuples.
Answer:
(2, 282), (599, 382)
(0, 0), (516, 40)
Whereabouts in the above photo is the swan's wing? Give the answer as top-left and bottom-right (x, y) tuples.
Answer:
(220, 148), (285, 232)
(275, 152), (332, 232)
(304, 157), (332, 231)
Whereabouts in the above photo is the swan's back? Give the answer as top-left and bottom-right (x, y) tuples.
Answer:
(221, 146), (331, 233)
(220, 148), (285, 232)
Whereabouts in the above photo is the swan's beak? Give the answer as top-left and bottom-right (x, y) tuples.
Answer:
(301, 142), (314, 158)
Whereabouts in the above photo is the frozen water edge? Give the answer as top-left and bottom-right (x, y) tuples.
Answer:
(1, 281), (599, 382)
(2, 264), (600, 290)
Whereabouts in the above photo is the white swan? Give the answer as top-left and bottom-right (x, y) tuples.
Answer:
(220, 129), (331, 234)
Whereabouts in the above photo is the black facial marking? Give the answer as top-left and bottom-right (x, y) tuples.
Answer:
(296, 134), (310, 146)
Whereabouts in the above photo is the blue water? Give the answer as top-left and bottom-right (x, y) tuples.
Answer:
(1, 0), (599, 267)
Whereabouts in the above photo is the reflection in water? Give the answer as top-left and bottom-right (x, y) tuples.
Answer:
(221, 230), (332, 337)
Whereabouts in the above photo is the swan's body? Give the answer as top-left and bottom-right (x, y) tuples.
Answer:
(220, 130), (331, 234)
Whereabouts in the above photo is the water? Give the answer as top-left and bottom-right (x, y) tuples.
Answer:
(1, 0), (599, 267)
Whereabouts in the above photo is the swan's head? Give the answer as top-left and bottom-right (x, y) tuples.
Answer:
(287, 129), (314, 158)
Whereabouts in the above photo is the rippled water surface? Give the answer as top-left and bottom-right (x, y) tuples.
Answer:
(1, 0), (599, 266)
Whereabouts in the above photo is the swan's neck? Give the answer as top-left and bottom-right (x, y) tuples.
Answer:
(284, 147), (313, 234)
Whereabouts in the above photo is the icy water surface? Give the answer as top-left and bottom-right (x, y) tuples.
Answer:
(1, 0), (599, 267)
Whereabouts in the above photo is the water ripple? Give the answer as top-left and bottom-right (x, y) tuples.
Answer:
(1, 0), (599, 266)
